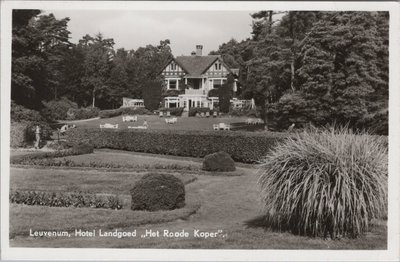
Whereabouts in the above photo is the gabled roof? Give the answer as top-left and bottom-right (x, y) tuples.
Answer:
(175, 55), (220, 77)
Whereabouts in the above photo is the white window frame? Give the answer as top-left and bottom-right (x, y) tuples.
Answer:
(167, 78), (180, 90)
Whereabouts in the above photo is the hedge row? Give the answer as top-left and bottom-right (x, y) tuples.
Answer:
(10, 123), (29, 148)
(12, 157), (198, 171)
(10, 190), (122, 209)
(158, 107), (184, 116)
(99, 107), (153, 119)
(188, 107), (218, 117)
(66, 129), (287, 163)
(67, 107), (100, 120)
(10, 122), (53, 148)
(10, 144), (94, 165)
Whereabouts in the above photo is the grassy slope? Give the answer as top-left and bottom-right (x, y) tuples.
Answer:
(10, 168), (387, 249)
(54, 150), (250, 175)
(61, 151), (202, 169)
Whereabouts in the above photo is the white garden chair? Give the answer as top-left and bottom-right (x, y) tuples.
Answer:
(165, 117), (177, 124)
(205, 111), (210, 117)
(159, 111), (164, 117)
(100, 123), (118, 129)
(166, 111), (171, 117)
(122, 115), (137, 122)
(128, 125), (148, 129)
(213, 124), (219, 130)
(59, 124), (69, 134)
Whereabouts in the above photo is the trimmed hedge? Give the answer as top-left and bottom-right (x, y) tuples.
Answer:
(158, 107), (184, 116)
(188, 107), (218, 117)
(41, 98), (78, 121)
(10, 190), (122, 209)
(11, 101), (45, 123)
(67, 107), (100, 120)
(11, 156), (198, 171)
(202, 151), (236, 172)
(66, 128), (286, 163)
(10, 123), (29, 148)
(130, 173), (185, 211)
(10, 122), (53, 148)
(10, 144), (94, 165)
(99, 107), (153, 119)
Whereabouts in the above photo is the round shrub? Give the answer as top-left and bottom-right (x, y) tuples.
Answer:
(41, 97), (78, 121)
(130, 173), (185, 211)
(11, 101), (45, 123)
(202, 151), (236, 172)
(67, 107), (100, 120)
(258, 126), (388, 238)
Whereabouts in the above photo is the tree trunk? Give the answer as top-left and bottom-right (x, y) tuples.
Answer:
(291, 58), (295, 92)
(92, 89), (95, 108)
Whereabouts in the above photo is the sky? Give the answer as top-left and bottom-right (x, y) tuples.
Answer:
(45, 10), (256, 56)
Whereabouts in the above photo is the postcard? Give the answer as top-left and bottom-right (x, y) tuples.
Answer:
(1, 1), (399, 261)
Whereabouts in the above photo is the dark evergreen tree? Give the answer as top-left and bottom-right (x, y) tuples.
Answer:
(219, 74), (234, 113)
(142, 80), (162, 111)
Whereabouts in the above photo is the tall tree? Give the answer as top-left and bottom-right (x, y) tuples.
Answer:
(107, 48), (129, 108)
(79, 33), (114, 108)
(11, 10), (71, 108)
(277, 11), (389, 130)
(219, 74), (234, 113)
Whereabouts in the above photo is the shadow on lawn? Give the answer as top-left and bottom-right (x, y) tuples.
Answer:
(243, 215), (270, 229)
(230, 122), (266, 132)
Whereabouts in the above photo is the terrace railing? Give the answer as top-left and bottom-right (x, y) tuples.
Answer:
(185, 89), (206, 96)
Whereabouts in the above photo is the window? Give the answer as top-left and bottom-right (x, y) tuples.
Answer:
(170, 63), (176, 70)
(214, 62), (222, 70)
(169, 80), (177, 89)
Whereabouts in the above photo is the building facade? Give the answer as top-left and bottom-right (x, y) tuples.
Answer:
(160, 45), (239, 111)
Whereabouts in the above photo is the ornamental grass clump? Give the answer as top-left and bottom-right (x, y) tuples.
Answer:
(258, 126), (387, 238)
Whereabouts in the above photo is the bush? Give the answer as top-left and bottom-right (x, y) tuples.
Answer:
(10, 122), (53, 148)
(11, 101), (45, 123)
(41, 97), (78, 121)
(99, 107), (152, 119)
(158, 107), (184, 116)
(10, 123), (29, 148)
(202, 151), (236, 172)
(65, 128), (285, 163)
(46, 140), (70, 151)
(229, 108), (259, 118)
(188, 107), (217, 117)
(67, 107), (100, 120)
(10, 190), (122, 209)
(10, 143), (94, 165)
(258, 126), (388, 238)
(130, 173), (185, 211)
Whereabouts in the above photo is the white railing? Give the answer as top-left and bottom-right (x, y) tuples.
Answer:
(185, 89), (206, 95)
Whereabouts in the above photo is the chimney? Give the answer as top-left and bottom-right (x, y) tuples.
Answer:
(196, 45), (203, 56)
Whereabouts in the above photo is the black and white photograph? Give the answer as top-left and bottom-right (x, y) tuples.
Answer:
(1, 1), (399, 261)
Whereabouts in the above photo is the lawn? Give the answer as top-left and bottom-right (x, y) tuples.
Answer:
(9, 149), (387, 249)
(69, 115), (265, 132)
(10, 167), (197, 194)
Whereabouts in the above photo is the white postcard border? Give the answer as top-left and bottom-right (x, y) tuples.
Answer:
(1, 1), (399, 261)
